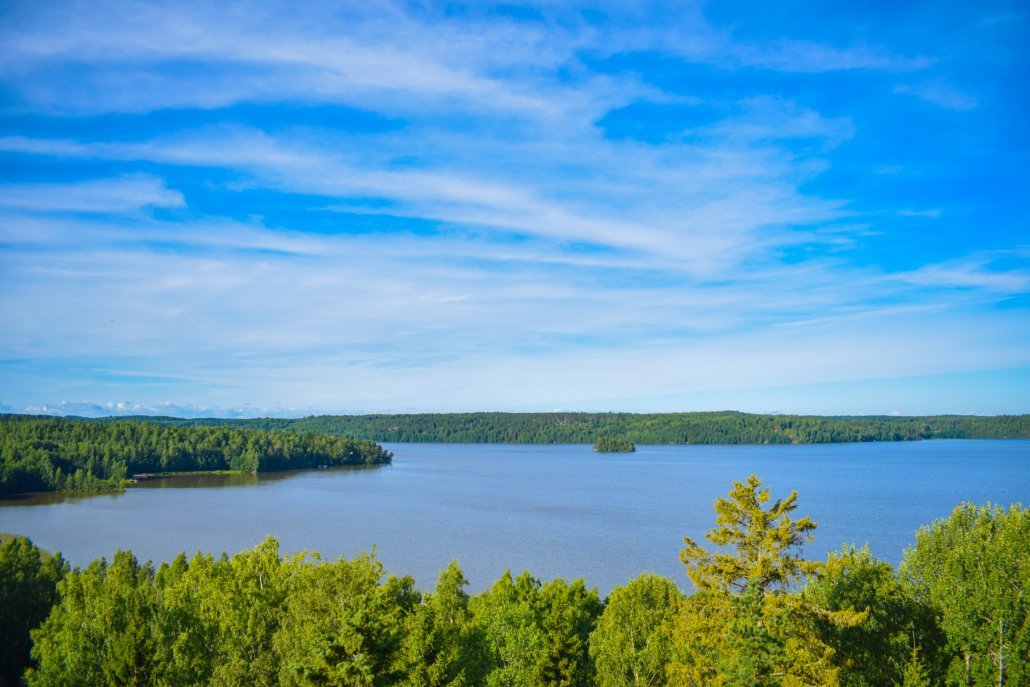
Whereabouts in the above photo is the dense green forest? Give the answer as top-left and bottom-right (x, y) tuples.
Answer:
(94, 411), (1030, 444)
(2, 477), (1025, 686)
(0, 415), (392, 496)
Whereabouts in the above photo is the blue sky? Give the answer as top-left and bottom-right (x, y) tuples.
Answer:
(0, 0), (1027, 417)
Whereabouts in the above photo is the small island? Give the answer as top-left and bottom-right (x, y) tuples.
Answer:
(593, 436), (636, 453)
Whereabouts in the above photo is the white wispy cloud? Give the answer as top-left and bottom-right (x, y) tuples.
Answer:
(0, 120), (847, 276)
(896, 208), (943, 218)
(0, 175), (184, 213)
(894, 81), (978, 111)
(0, 0), (633, 121)
(0, 209), (1017, 359)
(695, 96), (855, 145)
(728, 39), (933, 73)
(900, 255), (1030, 293)
(0, 0), (933, 120)
(3, 204), (1027, 412)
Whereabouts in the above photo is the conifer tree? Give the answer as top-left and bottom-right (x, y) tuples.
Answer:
(670, 475), (863, 687)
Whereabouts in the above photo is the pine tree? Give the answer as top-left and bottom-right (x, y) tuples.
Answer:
(896, 644), (931, 687)
(669, 475), (863, 687)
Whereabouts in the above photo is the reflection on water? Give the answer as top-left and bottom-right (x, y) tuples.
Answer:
(130, 471), (266, 490)
(0, 490), (108, 508)
(132, 465), (383, 489)
(0, 465), (384, 505)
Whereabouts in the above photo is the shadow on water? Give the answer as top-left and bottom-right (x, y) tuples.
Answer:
(0, 464), (386, 506)
(0, 491), (106, 507)
(131, 464), (383, 490)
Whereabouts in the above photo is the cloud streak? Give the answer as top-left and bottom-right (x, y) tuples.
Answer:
(0, 175), (184, 213)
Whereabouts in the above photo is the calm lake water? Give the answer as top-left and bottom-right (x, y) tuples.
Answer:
(1, 440), (1027, 595)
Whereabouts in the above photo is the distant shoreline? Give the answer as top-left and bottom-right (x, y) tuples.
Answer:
(45, 410), (1028, 445)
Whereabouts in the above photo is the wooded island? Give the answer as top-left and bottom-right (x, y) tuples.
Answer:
(592, 436), (636, 452)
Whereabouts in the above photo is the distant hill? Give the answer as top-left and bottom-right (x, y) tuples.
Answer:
(80, 410), (1030, 444)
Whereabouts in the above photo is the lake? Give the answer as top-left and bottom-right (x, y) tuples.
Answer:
(1, 440), (1027, 595)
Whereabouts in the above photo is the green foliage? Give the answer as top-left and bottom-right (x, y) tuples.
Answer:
(592, 437), (635, 453)
(469, 570), (602, 687)
(537, 578), (603, 687)
(205, 539), (291, 686)
(803, 545), (946, 687)
(896, 644), (932, 687)
(151, 552), (222, 686)
(276, 553), (418, 686)
(0, 415), (392, 496)
(400, 562), (475, 687)
(589, 573), (682, 687)
(671, 475), (864, 687)
(723, 581), (783, 687)
(680, 474), (819, 595)
(901, 502), (1028, 687)
(0, 536), (67, 687)
(472, 572), (549, 687)
(28, 550), (159, 687)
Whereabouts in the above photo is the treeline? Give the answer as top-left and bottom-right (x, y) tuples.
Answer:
(0, 415), (392, 496)
(99, 411), (1030, 444)
(2, 479), (1025, 687)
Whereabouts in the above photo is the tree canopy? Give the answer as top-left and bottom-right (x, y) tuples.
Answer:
(901, 503), (1028, 687)
(86, 411), (1030, 445)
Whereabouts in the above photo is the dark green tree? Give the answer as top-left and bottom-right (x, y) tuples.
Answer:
(401, 561), (481, 687)
(470, 571), (546, 687)
(589, 573), (682, 687)
(536, 578), (602, 687)
(151, 552), (223, 686)
(28, 550), (158, 687)
(803, 545), (946, 687)
(274, 551), (418, 687)
(901, 503), (1027, 686)
(0, 536), (67, 687)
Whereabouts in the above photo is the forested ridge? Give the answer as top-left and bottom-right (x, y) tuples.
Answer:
(2, 477), (1025, 686)
(96, 411), (1030, 444)
(0, 415), (391, 496)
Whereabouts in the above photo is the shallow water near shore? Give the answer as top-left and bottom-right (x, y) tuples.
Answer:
(1, 440), (1026, 595)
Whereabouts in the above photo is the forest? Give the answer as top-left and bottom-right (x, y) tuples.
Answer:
(1, 476), (1025, 687)
(0, 415), (392, 496)
(98, 411), (1030, 445)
